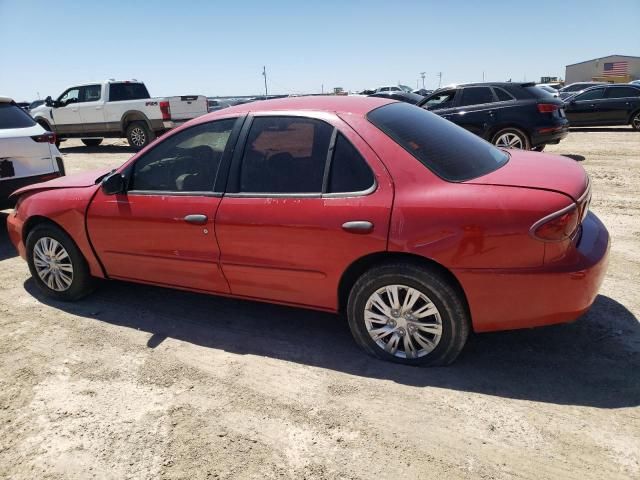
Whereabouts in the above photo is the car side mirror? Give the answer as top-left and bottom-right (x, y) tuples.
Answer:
(45, 96), (53, 107)
(101, 172), (126, 195)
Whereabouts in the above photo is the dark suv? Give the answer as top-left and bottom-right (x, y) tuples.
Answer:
(563, 84), (640, 130)
(419, 82), (569, 151)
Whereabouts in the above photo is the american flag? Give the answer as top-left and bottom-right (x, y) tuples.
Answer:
(602, 61), (628, 77)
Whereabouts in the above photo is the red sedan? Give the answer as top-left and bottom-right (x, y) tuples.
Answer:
(6, 97), (609, 365)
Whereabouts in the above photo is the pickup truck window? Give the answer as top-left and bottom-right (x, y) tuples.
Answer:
(58, 88), (80, 106)
(129, 119), (236, 193)
(81, 85), (101, 102)
(108, 83), (150, 102)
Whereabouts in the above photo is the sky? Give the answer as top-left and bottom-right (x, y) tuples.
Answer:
(1, 0), (638, 101)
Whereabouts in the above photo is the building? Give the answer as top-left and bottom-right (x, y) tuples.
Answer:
(565, 55), (640, 84)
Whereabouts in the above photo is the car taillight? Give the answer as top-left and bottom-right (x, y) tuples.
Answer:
(160, 101), (171, 121)
(31, 132), (57, 144)
(537, 103), (560, 113)
(531, 204), (580, 241)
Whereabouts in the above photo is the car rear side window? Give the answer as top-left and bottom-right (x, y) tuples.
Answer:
(81, 85), (101, 102)
(129, 119), (236, 192)
(368, 102), (508, 182)
(460, 87), (494, 106)
(328, 134), (375, 193)
(493, 87), (514, 101)
(109, 83), (150, 102)
(0, 103), (37, 129)
(606, 87), (640, 98)
(237, 116), (333, 194)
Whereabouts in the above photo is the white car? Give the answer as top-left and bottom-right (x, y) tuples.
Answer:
(30, 80), (208, 150)
(1, 97), (64, 208)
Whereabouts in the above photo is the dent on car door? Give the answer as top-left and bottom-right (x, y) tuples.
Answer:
(215, 114), (393, 310)
(86, 117), (242, 292)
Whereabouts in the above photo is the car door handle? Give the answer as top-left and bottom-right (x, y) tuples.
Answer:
(342, 221), (374, 234)
(95, 106), (102, 110)
(184, 214), (208, 225)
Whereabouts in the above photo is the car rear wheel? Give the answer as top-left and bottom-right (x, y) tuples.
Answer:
(126, 121), (154, 150)
(26, 223), (95, 301)
(81, 138), (103, 147)
(631, 111), (640, 131)
(491, 128), (530, 150)
(347, 263), (470, 366)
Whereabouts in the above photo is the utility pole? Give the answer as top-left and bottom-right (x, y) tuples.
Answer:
(262, 66), (268, 98)
(420, 72), (426, 89)
(321, 83), (324, 94)
(482, 71), (485, 82)
(437, 72), (442, 88)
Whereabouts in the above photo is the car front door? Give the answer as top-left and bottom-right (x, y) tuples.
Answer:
(447, 86), (496, 138)
(565, 87), (606, 125)
(52, 87), (82, 134)
(86, 117), (242, 293)
(215, 113), (393, 310)
(78, 84), (106, 134)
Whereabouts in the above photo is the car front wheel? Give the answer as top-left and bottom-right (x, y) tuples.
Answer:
(491, 128), (530, 150)
(347, 263), (470, 366)
(26, 223), (95, 301)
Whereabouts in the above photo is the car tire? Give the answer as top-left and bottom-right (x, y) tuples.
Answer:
(126, 121), (154, 150)
(346, 262), (470, 366)
(26, 223), (96, 301)
(532, 145), (546, 152)
(81, 138), (103, 147)
(630, 110), (640, 131)
(491, 128), (530, 150)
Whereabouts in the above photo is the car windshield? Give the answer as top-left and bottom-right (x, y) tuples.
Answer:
(0, 103), (37, 129)
(367, 102), (508, 182)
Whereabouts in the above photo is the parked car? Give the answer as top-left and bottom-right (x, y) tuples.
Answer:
(418, 82), (569, 151)
(0, 97), (64, 209)
(374, 86), (405, 93)
(7, 97), (609, 366)
(30, 80), (208, 150)
(16, 102), (30, 111)
(558, 82), (606, 100)
(207, 99), (231, 112)
(369, 91), (425, 104)
(413, 88), (434, 96)
(536, 85), (560, 97)
(563, 84), (640, 129)
(28, 100), (45, 111)
(630, 80), (640, 86)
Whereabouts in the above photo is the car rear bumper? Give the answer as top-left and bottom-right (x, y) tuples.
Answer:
(454, 211), (610, 332)
(530, 122), (569, 147)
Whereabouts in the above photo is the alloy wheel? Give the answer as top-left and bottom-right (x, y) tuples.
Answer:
(33, 237), (74, 291)
(364, 284), (443, 359)
(633, 113), (640, 130)
(494, 132), (524, 149)
(130, 127), (146, 147)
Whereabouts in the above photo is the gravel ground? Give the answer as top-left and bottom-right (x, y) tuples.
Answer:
(1, 129), (639, 479)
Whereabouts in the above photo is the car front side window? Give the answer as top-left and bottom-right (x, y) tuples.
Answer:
(129, 119), (236, 193)
(58, 88), (80, 107)
(574, 88), (605, 101)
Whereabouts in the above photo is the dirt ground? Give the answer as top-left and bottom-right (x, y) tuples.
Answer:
(1, 129), (639, 480)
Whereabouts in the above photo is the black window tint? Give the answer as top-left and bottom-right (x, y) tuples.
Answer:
(575, 88), (605, 101)
(460, 87), (494, 106)
(81, 85), (101, 102)
(109, 83), (150, 102)
(494, 87), (514, 101)
(368, 102), (508, 182)
(328, 134), (375, 193)
(238, 117), (332, 193)
(0, 103), (37, 129)
(424, 90), (456, 110)
(130, 119), (235, 192)
(606, 87), (640, 98)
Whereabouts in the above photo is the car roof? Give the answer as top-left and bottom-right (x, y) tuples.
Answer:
(0, 96), (14, 103)
(215, 95), (394, 117)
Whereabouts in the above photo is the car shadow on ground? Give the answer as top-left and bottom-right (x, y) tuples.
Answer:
(569, 127), (634, 133)
(0, 212), (17, 261)
(24, 278), (640, 409)
(560, 154), (586, 162)
(59, 144), (136, 155)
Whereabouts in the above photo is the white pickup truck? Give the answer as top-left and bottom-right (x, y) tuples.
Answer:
(30, 80), (208, 150)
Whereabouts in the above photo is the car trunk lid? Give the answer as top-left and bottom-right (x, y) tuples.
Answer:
(465, 149), (588, 201)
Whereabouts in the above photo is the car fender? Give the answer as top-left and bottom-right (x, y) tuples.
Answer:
(120, 110), (153, 134)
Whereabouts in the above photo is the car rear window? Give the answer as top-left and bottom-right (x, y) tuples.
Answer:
(524, 86), (555, 99)
(368, 102), (508, 182)
(0, 103), (37, 129)
(108, 83), (150, 101)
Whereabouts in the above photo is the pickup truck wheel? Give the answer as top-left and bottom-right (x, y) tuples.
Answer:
(26, 223), (96, 301)
(81, 138), (103, 147)
(126, 121), (154, 150)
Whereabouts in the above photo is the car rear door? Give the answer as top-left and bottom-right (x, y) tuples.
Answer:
(446, 86), (496, 138)
(86, 117), (242, 293)
(215, 112), (393, 310)
(78, 84), (107, 134)
(602, 86), (640, 124)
